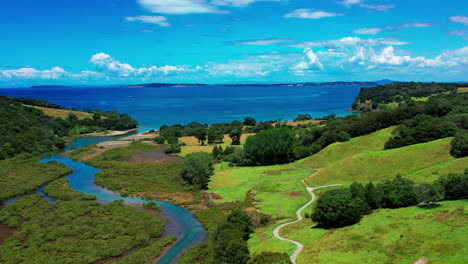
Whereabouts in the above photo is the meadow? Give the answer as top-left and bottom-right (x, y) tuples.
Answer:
(178, 133), (254, 157)
(28, 105), (92, 119)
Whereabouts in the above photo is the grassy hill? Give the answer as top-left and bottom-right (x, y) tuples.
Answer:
(304, 137), (466, 186)
(28, 105), (92, 119)
(207, 126), (467, 263)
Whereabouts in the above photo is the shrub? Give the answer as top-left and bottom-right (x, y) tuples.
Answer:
(243, 128), (295, 165)
(180, 152), (214, 190)
(416, 183), (445, 205)
(450, 130), (468, 158)
(311, 189), (369, 228)
(249, 252), (291, 264)
(379, 175), (419, 208)
(437, 171), (468, 200)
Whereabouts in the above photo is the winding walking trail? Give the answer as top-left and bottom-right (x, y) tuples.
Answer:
(273, 183), (341, 264)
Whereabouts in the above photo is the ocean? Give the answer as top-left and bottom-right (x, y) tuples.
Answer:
(0, 85), (370, 129)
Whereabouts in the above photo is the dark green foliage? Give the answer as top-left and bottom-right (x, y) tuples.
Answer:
(143, 201), (161, 211)
(293, 114), (313, 122)
(0, 95), (138, 159)
(208, 127), (225, 144)
(336, 131), (351, 142)
(154, 136), (165, 144)
(165, 144), (182, 154)
(180, 152), (214, 189)
(0, 195), (165, 264)
(214, 224), (250, 264)
(437, 171), (468, 200)
(194, 127), (208, 145)
(350, 182), (366, 201)
(244, 117), (257, 126)
(379, 175), (419, 208)
(450, 130), (468, 158)
(416, 183), (445, 205)
(244, 121), (273, 133)
(243, 128), (295, 165)
(227, 209), (254, 241)
(385, 114), (458, 149)
(229, 128), (243, 145)
(352, 82), (460, 111)
(249, 252), (292, 264)
(311, 189), (370, 228)
(364, 182), (381, 210)
(292, 145), (313, 159)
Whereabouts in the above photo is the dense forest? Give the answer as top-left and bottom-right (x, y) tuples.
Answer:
(352, 82), (462, 111)
(0, 95), (138, 160)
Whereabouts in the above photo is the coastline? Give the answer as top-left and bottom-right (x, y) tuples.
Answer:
(82, 127), (142, 137)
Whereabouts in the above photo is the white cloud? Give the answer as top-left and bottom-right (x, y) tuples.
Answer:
(231, 38), (294, 45)
(448, 29), (466, 36)
(125, 16), (170, 27)
(450, 16), (468, 26)
(137, 0), (225, 14)
(292, 48), (324, 74)
(211, 0), (281, 7)
(341, 0), (363, 7)
(387, 22), (432, 29)
(284, 9), (344, 19)
(89, 53), (195, 77)
(352, 27), (382, 35)
(285, 37), (410, 49)
(359, 4), (394, 11)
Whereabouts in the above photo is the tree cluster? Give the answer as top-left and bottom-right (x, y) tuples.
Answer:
(180, 152), (214, 190)
(312, 171), (467, 228)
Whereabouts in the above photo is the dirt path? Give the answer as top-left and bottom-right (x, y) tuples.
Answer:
(273, 183), (341, 264)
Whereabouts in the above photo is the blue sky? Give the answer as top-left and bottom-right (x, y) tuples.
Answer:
(0, 0), (467, 86)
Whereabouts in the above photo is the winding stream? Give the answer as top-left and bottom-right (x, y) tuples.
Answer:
(6, 133), (207, 264)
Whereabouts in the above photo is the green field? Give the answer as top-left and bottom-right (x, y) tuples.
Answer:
(209, 163), (314, 218)
(207, 127), (467, 263)
(305, 137), (466, 186)
(286, 200), (468, 264)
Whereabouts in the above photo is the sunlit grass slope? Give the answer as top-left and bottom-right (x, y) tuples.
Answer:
(305, 137), (467, 186)
(28, 105), (92, 119)
(299, 127), (394, 169)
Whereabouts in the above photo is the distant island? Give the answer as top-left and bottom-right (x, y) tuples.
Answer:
(120, 81), (390, 88)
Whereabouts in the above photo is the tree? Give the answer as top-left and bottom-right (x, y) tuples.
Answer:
(227, 209), (254, 241)
(416, 183), (445, 206)
(243, 117), (256, 126)
(379, 175), (419, 208)
(208, 127), (224, 144)
(243, 128), (295, 165)
(364, 182), (381, 209)
(336, 131), (351, 142)
(212, 145), (222, 159)
(180, 152), (214, 189)
(215, 223), (250, 264)
(311, 189), (369, 228)
(229, 128), (243, 145)
(350, 182), (366, 201)
(437, 171), (468, 200)
(450, 130), (468, 158)
(293, 114), (313, 122)
(193, 127), (208, 145)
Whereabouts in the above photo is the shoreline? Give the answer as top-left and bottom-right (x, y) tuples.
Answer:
(82, 127), (142, 137)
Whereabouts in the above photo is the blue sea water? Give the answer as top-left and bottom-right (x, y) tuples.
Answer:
(0, 85), (370, 129)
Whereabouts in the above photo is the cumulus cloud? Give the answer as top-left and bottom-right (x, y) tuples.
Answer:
(284, 9), (344, 19)
(292, 48), (324, 74)
(89, 53), (194, 77)
(231, 38), (294, 46)
(450, 16), (468, 26)
(352, 27), (383, 35)
(125, 16), (170, 26)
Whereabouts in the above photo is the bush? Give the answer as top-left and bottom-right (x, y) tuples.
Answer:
(311, 189), (369, 228)
(249, 252), (291, 264)
(227, 209), (254, 241)
(437, 171), (468, 200)
(450, 130), (468, 158)
(416, 183), (445, 205)
(243, 128), (295, 165)
(336, 131), (351, 142)
(154, 136), (165, 144)
(379, 175), (419, 208)
(180, 152), (214, 190)
(143, 201), (161, 211)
